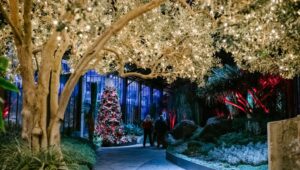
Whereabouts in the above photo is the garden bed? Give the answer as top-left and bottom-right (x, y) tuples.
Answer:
(167, 149), (268, 170)
(167, 132), (268, 170)
(0, 126), (96, 170)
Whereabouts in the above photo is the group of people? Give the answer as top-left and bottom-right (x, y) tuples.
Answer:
(142, 114), (168, 148)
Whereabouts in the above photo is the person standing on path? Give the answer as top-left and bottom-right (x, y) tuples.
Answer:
(142, 114), (154, 147)
(155, 115), (168, 148)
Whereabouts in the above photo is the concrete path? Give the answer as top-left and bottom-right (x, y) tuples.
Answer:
(94, 144), (185, 170)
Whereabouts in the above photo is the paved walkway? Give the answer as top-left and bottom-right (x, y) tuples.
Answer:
(94, 144), (185, 170)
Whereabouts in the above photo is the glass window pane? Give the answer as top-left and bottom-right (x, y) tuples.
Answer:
(141, 85), (150, 120)
(126, 81), (138, 124)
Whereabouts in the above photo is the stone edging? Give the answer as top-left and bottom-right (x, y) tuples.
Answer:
(166, 151), (215, 170)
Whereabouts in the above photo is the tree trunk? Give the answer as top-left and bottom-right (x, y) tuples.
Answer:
(20, 94), (34, 147)
(48, 32), (70, 147)
(15, 45), (36, 150)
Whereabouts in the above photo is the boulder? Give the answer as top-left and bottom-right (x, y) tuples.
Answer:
(171, 120), (199, 140)
(198, 119), (232, 143)
(166, 133), (185, 146)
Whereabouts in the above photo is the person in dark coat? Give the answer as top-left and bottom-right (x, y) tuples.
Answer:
(142, 114), (154, 147)
(154, 115), (168, 148)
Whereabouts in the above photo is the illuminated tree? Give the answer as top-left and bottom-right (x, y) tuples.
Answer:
(0, 0), (298, 154)
(0, 0), (218, 153)
(94, 85), (127, 146)
(211, 0), (300, 78)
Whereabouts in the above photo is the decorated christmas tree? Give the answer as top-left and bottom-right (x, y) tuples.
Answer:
(94, 79), (128, 146)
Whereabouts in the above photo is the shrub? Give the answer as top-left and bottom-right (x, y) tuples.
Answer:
(123, 124), (143, 136)
(217, 132), (266, 147)
(183, 140), (215, 156)
(171, 120), (198, 140)
(198, 119), (232, 143)
(93, 134), (103, 147)
(207, 142), (268, 165)
(231, 117), (248, 132)
(181, 131), (268, 166)
(62, 137), (96, 169)
(0, 124), (21, 144)
(0, 140), (65, 170)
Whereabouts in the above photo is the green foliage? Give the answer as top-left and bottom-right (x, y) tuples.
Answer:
(0, 56), (9, 72)
(0, 56), (19, 132)
(197, 119), (232, 143)
(0, 106), (4, 133)
(0, 77), (19, 92)
(0, 123), (21, 142)
(197, 64), (243, 105)
(183, 140), (216, 156)
(0, 56), (18, 92)
(196, 117), (267, 145)
(169, 83), (199, 121)
(0, 128), (96, 170)
(182, 131), (267, 165)
(93, 134), (103, 147)
(217, 132), (266, 147)
(61, 137), (96, 169)
(123, 123), (143, 136)
(231, 117), (249, 132)
(0, 140), (64, 170)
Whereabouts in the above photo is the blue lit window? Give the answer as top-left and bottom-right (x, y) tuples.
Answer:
(61, 59), (70, 74)
(141, 85), (150, 120)
(110, 75), (124, 105)
(126, 80), (138, 123)
(6, 85), (22, 125)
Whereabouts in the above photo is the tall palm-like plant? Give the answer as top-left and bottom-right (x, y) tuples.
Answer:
(198, 64), (282, 118)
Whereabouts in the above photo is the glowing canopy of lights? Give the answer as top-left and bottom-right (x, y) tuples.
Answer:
(0, 0), (299, 85)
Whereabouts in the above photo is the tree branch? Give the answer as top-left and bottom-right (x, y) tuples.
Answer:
(58, 0), (167, 120)
(103, 47), (122, 62)
(33, 54), (39, 71)
(23, 0), (32, 46)
(120, 70), (181, 80)
(50, 31), (70, 119)
(9, 0), (21, 29)
(33, 48), (42, 55)
(0, 3), (22, 43)
(120, 72), (158, 79)
(177, 0), (195, 15)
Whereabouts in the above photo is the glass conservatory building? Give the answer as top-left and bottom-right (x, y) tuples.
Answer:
(3, 60), (164, 137)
